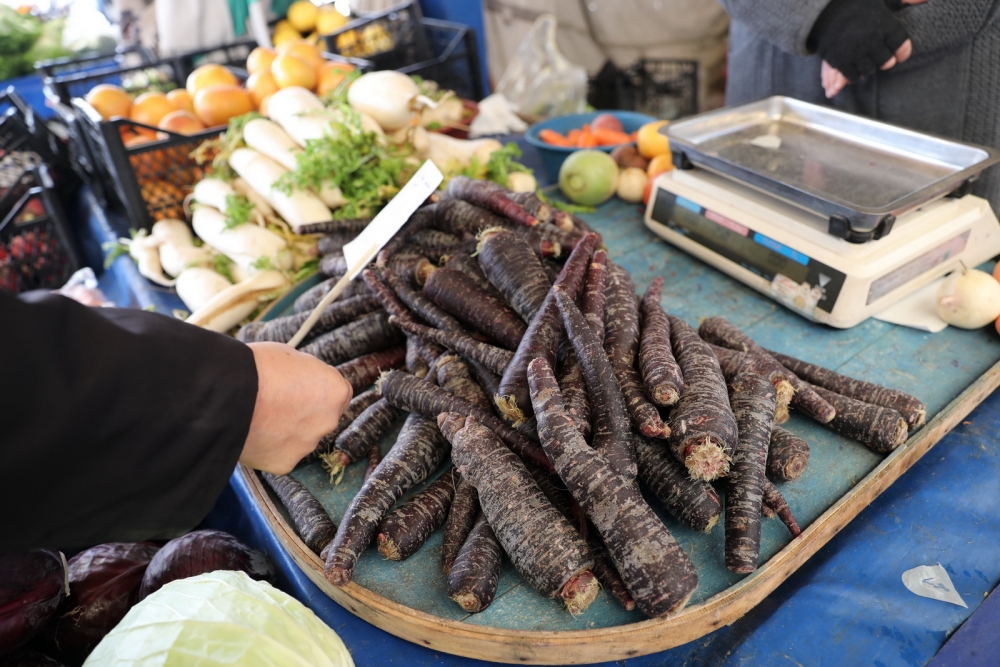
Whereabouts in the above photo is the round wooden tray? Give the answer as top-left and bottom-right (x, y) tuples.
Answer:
(241, 351), (997, 667)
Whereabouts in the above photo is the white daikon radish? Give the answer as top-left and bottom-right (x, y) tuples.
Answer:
(316, 182), (348, 208)
(426, 132), (502, 171)
(267, 87), (383, 145)
(152, 219), (213, 277)
(243, 118), (301, 171)
(192, 178), (237, 212)
(388, 125), (430, 159)
(419, 96), (464, 129)
(126, 231), (174, 286)
(507, 171), (538, 193)
(936, 268), (1000, 329)
(191, 205), (292, 272)
(176, 267), (232, 312)
(186, 270), (287, 333)
(228, 147), (332, 231)
(232, 178), (276, 220)
(347, 70), (425, 132)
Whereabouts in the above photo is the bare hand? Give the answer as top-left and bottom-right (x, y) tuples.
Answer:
(241, 342), (353, 474)
(822, 37), (915, 98)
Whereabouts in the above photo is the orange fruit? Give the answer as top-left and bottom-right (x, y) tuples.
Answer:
(245, 70), (279, 107)
(246, 46), (277, 75)
(130, 91), (175, 131)
(157, 109), (206, 135)
(646, 153), (673, 178)
(193, 85), (254, 127)
(85, 84), (132, 120)
(316, 60), (354, 96)
(166, 89), (194, 113)
(637, 120), (670, 159)
(277, 40), (324, 69)
(271, 53), (316, 90)
(186, 64), (238, 97)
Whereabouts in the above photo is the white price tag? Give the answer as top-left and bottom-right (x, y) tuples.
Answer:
(342, 160), (443, 278)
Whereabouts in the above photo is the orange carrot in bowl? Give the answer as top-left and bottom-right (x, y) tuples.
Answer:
(539, 129), (573, 146)
(576, 125), (598, 148)
(592, 127), (634, 146)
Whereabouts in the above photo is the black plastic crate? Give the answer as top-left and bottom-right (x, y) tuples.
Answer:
(84, 114), (221, 231)
(35, 45), (156, 81)
(43, 42), (255, 211)
(0, 165), (81, 294)
(325, 6), (483, 100)
(589, 58), (698, 120)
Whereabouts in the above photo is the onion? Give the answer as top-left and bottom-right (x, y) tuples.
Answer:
(936, 268), (1000, 329)
(617, 167), (649, 203)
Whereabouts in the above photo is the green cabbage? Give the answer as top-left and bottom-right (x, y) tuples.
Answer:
(84, 571), (354, 667)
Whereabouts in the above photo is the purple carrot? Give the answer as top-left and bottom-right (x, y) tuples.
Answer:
(445, 176), (538, 227)
(389, 317), (513, 375)
(424, 268), (527, 349)
(637, 277), (683, 406)
(335, 345), (407, 394)
(377, 468), (458, 561)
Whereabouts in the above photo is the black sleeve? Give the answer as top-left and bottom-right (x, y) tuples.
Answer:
(0, 291), (258, 552)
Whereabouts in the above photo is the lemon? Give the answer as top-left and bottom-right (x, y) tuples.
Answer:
(317, 6), (349, 35)
(287, 1), (319, 33)
(637, 120), (671, 159)
(272, 19), (300, 47)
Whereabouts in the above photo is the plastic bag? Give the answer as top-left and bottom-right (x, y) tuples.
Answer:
(84, 570), (354, 666)
(495, 14), (588, 122)
(58, 268), (113, 308)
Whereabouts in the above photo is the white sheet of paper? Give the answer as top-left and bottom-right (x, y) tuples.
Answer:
(341, 160), (444, 279)
(873, 278), (949, 333)
(902, 564), (968, 608)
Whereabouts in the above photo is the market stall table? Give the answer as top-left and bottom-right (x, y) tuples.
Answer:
(212, 193), (1000, 666)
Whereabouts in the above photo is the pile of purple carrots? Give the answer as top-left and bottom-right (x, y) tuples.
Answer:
(241, 175), (927, 619)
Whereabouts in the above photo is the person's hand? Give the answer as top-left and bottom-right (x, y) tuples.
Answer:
(241, 342), (353, 474)
(819, 0), (928, 98)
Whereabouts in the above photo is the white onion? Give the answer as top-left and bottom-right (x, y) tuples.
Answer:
(936, 268), (1000, 329)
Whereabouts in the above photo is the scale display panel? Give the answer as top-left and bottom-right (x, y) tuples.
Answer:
(650, 189), (847, 315)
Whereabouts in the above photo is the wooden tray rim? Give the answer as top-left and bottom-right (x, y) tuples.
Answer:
(244, 359), (1000, 664)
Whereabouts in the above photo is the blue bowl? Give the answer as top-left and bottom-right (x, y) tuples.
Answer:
(524, 111), (658, 183)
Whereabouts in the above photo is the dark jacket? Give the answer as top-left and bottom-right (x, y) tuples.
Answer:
(0, 290), (257, 552)
(720, 0), (1000, 210)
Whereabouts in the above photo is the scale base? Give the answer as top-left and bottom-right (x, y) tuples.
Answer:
(644, 170), (1000, 329)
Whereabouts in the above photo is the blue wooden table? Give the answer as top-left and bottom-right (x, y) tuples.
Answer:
(72, 144), (1000, 666)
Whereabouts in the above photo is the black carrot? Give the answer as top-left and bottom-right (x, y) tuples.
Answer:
(335, 345), (407, 394)
(811, 385), (908, 453)
(724, 368), (777, 574)
(389, 316), (513, 376)
(448, 513), (502, 613)
(604, 263), (670, 438)
(638, 277), (683, 406)
(325, 413), (450, 586)
(768, 427), (810, 482)
(438, 413), (598, 613)
(237, 295), (382, 344)
(698, 317), (835, 424)
(495, 233), (599, 425)
(477, 229), (552, 322)
(424, 268), (527, 349)
(768, 349), (926, 429)
(377, 468), (458, 561)
(527, 358), (698, 618)
(378, 370), (552, 473)
(667, 315), (738, 481)
(634, 436), (721, 534)
(441, 478), (480, 574)
(262, 472), (337, 557)
(554, 287), (636, 479)
(299, 311), (404, 365)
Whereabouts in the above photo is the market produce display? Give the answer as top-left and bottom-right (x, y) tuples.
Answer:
(245, 179), (926, 625)
(0, 531), (272, 664)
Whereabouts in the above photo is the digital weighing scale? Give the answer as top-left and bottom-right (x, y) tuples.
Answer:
(644, 96), (1000, 329)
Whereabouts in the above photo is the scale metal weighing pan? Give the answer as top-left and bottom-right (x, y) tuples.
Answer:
(665, 96), (1000, 242)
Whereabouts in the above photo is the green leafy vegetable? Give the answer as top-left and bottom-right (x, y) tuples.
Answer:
(459, 142), (531, 187)
(102, 240), (130, 269)
(224, 193), (255, 229)
(213, 255), (236, 283)
(293, 258), (320, 283)
(537, 189), (595, 215)
(84, 571), (353, 667)
(191, 111), (263, 180)
(276, 106), (405, 219)
(251, 256), (275, 272)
